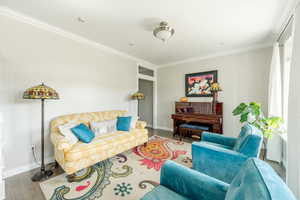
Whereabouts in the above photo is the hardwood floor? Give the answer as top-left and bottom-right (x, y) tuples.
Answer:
(5, 128), (285, 200)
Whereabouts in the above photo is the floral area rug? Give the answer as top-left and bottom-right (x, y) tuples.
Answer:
(40, 135), (192, 200)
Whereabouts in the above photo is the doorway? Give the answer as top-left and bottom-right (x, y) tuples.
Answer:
(138, 79), (154, 128)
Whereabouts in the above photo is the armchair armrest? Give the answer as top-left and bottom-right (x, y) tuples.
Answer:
(202, 132), (237, 147)
(50, 132), (72, 152)
(136, 120), (147, 129)
(161, 160), (229, 200)
(192, 142), (248, 183)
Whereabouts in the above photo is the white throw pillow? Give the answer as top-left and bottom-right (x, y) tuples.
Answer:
(106, 119), (117, 133)
(58, 121), (79, 145)
(90, 119), (117, 136)
(130, 116), (139, 129)
(90, 121), (108, 137)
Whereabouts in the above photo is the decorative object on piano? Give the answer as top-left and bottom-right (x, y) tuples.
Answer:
(131, 92), (145, 116)
(232, 102), (284, 160)
(211, 82), (222, 113)
(179, 97), (188, 102)
(185, 70), (218, 97)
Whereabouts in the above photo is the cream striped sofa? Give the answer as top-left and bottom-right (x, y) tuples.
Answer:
(50, 110), (148, 174)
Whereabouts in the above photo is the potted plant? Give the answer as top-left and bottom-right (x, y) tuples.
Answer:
(232, 102), (284, 159)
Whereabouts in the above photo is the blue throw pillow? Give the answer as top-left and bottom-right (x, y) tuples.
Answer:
(71, 123), (95, 143)
(117, 116), (132, 131)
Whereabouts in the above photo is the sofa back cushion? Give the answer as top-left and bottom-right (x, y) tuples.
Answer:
(225, 158), (296, 200)
(233, 124), (262, 157)
(51, 110), (127, 133)
(90, 119), (117, 136)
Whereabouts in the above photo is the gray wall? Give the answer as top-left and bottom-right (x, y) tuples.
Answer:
(138, 79), (153, 127)
(157, 47), (272, 137)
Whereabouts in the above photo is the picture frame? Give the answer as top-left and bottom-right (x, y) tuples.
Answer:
(185, 70), (218, 97)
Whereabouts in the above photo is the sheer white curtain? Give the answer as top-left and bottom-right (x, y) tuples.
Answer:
(266, 42), (283, 162)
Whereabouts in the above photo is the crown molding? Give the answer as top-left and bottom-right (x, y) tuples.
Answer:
(158, 43), (272, 68)
(0, 6), (157, 68)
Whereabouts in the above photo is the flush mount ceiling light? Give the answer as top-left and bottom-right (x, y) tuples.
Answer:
(153, 21), (175, 42)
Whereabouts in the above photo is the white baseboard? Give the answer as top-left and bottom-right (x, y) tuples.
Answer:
(3, 157), (55, 179)
(156, 126), (173, 132)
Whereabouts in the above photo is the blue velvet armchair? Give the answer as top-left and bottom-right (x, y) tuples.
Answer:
(140, 158), (296, 200)
(192, 124), (263, 183)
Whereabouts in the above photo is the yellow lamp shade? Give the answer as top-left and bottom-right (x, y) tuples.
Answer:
(131, 92), (144, 100)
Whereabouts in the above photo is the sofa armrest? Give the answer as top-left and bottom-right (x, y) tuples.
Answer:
(161, 161), (229, 200)
(202, 132), (237, 147)
(136, 120), (147, 129)
(192, 142), (248, 183)
(51, 132), (72, 152)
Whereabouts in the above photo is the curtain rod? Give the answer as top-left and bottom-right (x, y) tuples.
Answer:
(277, 14), (294, 42)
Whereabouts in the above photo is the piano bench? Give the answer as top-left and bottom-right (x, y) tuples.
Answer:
(178, 124), (210, 141)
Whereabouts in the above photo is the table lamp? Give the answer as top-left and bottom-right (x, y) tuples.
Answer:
(23, 83), (59, 181)
(211, 82), (222, 113)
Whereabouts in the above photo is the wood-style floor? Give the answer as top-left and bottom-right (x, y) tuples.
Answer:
(5, 128), (285, 200)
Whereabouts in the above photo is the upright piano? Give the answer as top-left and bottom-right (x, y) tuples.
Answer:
(171, 102), (223, 138)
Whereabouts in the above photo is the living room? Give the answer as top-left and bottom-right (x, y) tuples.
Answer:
(0, 0), (300, 199)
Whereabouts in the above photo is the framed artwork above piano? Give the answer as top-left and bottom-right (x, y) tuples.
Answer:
(171, 101), (223, 139)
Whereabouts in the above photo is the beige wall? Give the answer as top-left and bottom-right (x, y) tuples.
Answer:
(0, 15), (143, 176)
(157, 48), (272, 137)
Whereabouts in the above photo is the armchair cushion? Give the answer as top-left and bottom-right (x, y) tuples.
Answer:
(225, 158), (297, 200)
(141, 185), (190, 200)
(232, 124), (262, 157)
(202, 132), (237, 148)
(161, 161), (229, 200)
(192, 142), (248, 183)
(201, 141), (233, 150)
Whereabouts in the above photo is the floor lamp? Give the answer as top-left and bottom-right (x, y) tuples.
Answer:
(131, 92), (145, 116)
(23, 83), (59, 182)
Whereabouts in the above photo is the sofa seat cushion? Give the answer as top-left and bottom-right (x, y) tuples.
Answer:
(65, 128), (147, 162)
(141, 186), (191, 200)
(201, 141), (233, 150)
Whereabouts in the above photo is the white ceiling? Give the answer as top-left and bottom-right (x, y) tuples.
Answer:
(0, 0), (292, 65)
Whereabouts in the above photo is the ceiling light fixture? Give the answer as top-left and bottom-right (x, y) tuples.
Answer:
(153, 21), (175, 42)
(77, 17), (86, 23)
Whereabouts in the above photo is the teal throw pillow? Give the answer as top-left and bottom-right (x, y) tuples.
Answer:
(117, 116), (132, 131)
(71, 123), (95, 143)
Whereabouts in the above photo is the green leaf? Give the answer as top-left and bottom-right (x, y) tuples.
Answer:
(233, 103), (247, 115)
(240, 112), (249, 123)
(249, 102), (261, 116)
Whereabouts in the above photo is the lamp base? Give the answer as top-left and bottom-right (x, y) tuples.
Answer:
(31, 169), (53, 182)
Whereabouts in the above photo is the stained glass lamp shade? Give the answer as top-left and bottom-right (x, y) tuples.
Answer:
(131, 92), (145, 100)
(23, 83), (59, 99)
(23, 83), (59, 182)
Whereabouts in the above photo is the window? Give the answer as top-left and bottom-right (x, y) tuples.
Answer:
(138, 66), (154, 77)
